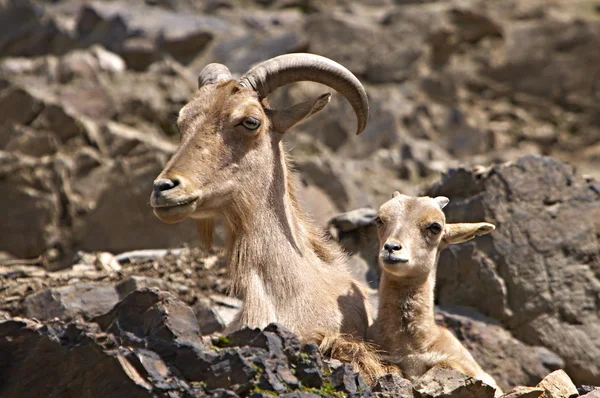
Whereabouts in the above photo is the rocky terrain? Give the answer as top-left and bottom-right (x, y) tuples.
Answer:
(1, 0), (600, 396)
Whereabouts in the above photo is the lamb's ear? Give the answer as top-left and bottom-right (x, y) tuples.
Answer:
(270, 93), (331, 133)
(434, 196), (449, 209)
(443, 222), (495, 245)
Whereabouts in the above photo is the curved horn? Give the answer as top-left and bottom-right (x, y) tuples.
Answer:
(238, 53), (369, 134)
(198, 63), (232, 88)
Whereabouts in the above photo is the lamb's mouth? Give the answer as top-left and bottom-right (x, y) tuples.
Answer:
(379, 252), (409, 264)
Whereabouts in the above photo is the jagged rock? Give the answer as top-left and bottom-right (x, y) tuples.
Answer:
(23, 282), (119, 321)
(279, 393), (322, 398)
(436, 306), (560, 391)
(57, 46), (125, 83)
(347, 392), (374, 398)
(329, 208), (378, 234)
(305, 12), (424, 84)
(372, 373), (414, 397)
(175, 323), (309, 395)
(94, 288), (205, 357)
(253, 353), (301, 393)
(0, 153), (61, 260)
(4, 307), (388, 396)
(175, 345), (259, 393)
(0, 85), (44, 127)
(428, 156), (600, 385)
(449, 8), (503, 44)
(413, 367), (496, 398)
(0, 78), (200, 264)
(330, 363), (368, 394)
(0, 318), (152, 397)
(115, 276), (172, 299)
(226, 326), (286, 359)
(580, 389), (600, 398)
(263, 323), (303, 362)
(535, 370), (578, 398)
(211, 390), (240, 398)
(193, 296), (229, 335)
(304, 13), (375, 78)
(200, 27), (308, 75)
(486, 15), (600, 105)
(218, 324), (302, 363)
(5, 293), (371, 397)
(501, 386), (544, 398)
(295, 343), (325, 389)
(0, 0), (74, 58)
(328, 207), (381, 288)
(193, 293), (242, 335)
(295, 154), (371, 211)
(76, 1), (228, 68)
(579, 386), (600, 396)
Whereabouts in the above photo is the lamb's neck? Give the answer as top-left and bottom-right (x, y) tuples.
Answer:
(377, 271), (437, 347)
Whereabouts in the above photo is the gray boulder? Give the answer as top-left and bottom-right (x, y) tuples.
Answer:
(77, 1), (228, 69)
(436, 306), (561, 391)
(24, 282), (119, 321)
(427, 155), (600, 385)
(413, 367), (496, 398)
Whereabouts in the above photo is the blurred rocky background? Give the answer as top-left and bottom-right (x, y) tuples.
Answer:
(1, 0), (599, 397)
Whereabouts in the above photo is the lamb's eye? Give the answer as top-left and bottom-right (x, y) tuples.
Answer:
(242, 117), (261, 131)
(428, 222), (442, 235)
(374, 217), (383, 227)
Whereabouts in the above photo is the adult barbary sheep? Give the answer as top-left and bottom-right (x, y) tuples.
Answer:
(369, 192), (503, 395)
(150, 53), (384, 380)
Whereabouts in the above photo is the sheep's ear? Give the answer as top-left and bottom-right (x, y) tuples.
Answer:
(270, 93), (331, 133)
(443, 222), (495, 245)
(392, 191), (401, 198)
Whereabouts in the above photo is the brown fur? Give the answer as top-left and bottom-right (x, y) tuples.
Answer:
(150, 79), (386, 382)
(319, 333), (393, 383)
(368, 193), (502, 395)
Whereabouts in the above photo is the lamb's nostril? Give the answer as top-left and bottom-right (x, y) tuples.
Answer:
(154, 178), (179, 192)
(384, 242), (401, 253)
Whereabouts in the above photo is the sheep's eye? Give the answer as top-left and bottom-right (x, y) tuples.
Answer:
(374, 217), (383, 227)
(428, 222), (442, 235)
(242, 117), (261, 131)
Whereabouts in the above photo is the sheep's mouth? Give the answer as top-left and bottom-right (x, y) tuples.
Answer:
(151, 196), (198, 209)
(152, 197), (199, 224)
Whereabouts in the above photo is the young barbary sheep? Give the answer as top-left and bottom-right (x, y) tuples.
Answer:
(150, 54), (384, 380)
(368, 192), (503, 394)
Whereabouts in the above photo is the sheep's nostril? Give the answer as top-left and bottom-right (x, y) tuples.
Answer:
(384, 242), (402, 253)
(154, 178), (180, 192)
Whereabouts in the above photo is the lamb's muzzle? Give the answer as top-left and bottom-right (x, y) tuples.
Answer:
(380, 240), (409, 264)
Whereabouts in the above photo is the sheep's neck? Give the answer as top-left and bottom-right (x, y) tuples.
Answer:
(227, 206), (311, 298)
(225, 151), (319, 306)
(376, 271), (437, 353)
